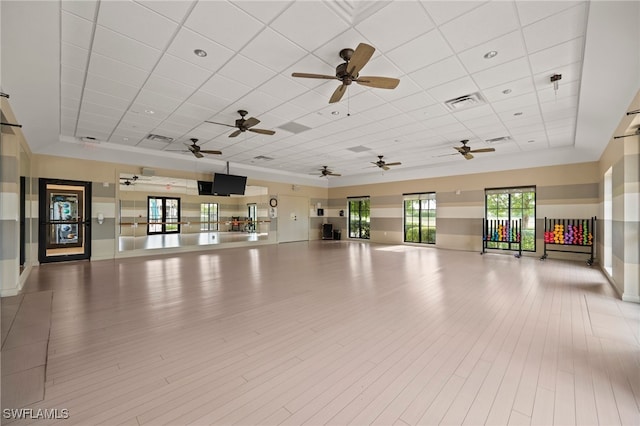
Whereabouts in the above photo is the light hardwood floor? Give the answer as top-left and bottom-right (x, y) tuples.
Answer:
(3, 241), (639, 425)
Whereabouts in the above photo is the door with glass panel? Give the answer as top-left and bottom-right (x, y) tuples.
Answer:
(148, 196), (180, 235)
(38, 178), (92, 263)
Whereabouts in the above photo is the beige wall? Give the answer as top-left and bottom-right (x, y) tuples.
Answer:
(328, 162), (599, 256)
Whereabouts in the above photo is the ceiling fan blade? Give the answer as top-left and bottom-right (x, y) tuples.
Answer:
(385, 162), (401, 166)
(435, 153), (458, 157)
(469, 148), (496, 153)
(382, 165), (390, 171)
(464, 153), (474, 160)
(291, 72), (339, 80)
(193, 151), (204, 159)
(243, 117), (260, 128)
(347, 43), (375, 76)
(229, 129), (242, 138)
(205, 120), (236, 128)
(355, 76), (400, 89)
(329, 84), (347, 104)
(329, 173), (342, 176)
(249, 128), (275, 136)
(200, 150), (222, 155)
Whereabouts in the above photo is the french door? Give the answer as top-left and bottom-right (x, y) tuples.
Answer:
(148, 196), (180, 235)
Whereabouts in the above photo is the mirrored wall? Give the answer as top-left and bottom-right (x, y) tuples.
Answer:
(117, 173), (272, 253)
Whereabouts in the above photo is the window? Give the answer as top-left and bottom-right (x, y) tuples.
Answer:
(485, 187), (535, 251)
(348, 197), (370, 239)
(404, 192), (436, 244)
(148, 196), (180, 234)
(247, 203), (257, 233)
(200, 203), (218, 231)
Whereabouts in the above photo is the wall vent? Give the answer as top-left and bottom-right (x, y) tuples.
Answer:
(444, 92), (486, 111)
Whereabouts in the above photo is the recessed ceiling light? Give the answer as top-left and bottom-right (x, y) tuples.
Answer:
(194, 49), (207, 57)
(123, 137), (129, 141)
(502, 89), (512, 94)
(514, 112), (523, 116)
(484, 50), (498, 59)
(144, 109), (154, 114)
(331, 111), (340, 115)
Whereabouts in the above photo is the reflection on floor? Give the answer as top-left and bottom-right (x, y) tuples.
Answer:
(118, 231), (269, 251)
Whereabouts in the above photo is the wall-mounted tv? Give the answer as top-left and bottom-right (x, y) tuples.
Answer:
(197, 180), (213, 196)
(212, 173), (247, 195)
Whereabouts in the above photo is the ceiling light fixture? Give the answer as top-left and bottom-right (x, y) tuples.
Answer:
(502, 89), (512, 94)
(194, 49), (207, 57)
(144, 109), (154, 114)
(514, 112), (523, 116)
(331, 111), (340, 115)
(484, 50), (498, 59)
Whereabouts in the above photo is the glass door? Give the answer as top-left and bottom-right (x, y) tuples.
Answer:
(147, 196), (180, 234)
(39, 179), (92, 263)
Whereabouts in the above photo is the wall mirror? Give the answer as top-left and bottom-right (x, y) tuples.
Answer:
(117, 173), (271, 253)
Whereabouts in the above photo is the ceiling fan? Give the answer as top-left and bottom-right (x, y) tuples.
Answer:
(120, 175), (138, 186)
(292, 43), (400, 104)
(452, 139), (495, 160)
(205, 110), (275, 138)
(168, 138), (222, 158)
(318, 166), (341, 177)
(372, 155), (401, 171)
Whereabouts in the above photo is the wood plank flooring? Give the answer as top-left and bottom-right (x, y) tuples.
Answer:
(3, 241), (639, 425)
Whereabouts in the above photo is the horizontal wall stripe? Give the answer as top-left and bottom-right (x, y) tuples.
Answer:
(624, 153), (640, 183)
(92, 182), (116, 198)
(437, 206), (484, 219)
(437, 190), (484, 204)
(437, 218), (483, 236)
(537, 183), (599, 200)
(0, 192), (18, 220)
(370, 217), (402, 232)
(625, 193), (640, 221)
(327, 198), (349, 208)
(0, 220), (17, 260)
(370, 207), (402, 218)
(92, 202), (116, 218)
(0, 155), (17, 183)
(622, 264), (639, 302)
(623, 221), (639, 264)
(92, 218), (116, 240)
(537, 204), (598, 219)
(433, 234), (482, 252)
(613, 220), (624, 260)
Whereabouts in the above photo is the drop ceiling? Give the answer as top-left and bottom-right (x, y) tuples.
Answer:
(1, 1), (638, 187)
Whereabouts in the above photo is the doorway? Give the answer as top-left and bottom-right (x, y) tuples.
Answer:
(38, 178), (92, 263)
(277, 195), (309, 243)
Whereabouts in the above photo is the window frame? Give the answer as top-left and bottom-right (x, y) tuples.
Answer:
(147, 196), (181, 235)
(347, 196), (370, 240)
(403, 192), (436, 244)
(200, 202), (219, 232)
(484, 186), (536, 252)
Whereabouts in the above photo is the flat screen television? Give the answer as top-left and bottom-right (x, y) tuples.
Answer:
(212, 173), (247, 195)
(197, 180), (213, 196)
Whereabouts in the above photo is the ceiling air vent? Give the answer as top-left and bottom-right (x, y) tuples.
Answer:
(346, 145), (371, 153)
(485, 136), (512, 144)
(146, 133), (174, 143)
(444, 92), (486, 111)
(277, 121), (312, 134)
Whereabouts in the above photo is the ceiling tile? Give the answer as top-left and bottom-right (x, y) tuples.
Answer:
(311, 29), (375, 65)
(241, 28), (308, 72)
(92, 26), (162, 72)
(409, 56), (467, 90)
(522, 3), (587, 53)
(452, 104), (495, 121)
(61, 65), (85, 87)
(491, 92), (539, 113)
(471, 57), (531, 90)
(185, 91), (232, 113)
(143, 74), (196, 102)
(421, 1), (485, 26)
(80, 100), (123, 120)
(387, 30), (453, 74)
(88, 52), (150, 88)
(231, 1), (293, 24)
(537, 80), (580, 103)
(355, 2), (435, 52)
(166, 27), (235, 72)
(133, 89), (184, 114)
(271, 1), (349, 52)
(61, 83), (82, 101)
(98, 0), (178, 50)
(154, 54), (213, 88)
(529, 37), (584, 75)
(439, 1), (519, 52)
(533, 61), (581, 90)
(173, 102), (218, 122)
(85, 73), (140, 100)
(258, 74), (309, 103)
(516, 1), (585, 26)
(426, 76), (479, 102)
(61, 42), (89, 70)
(200, 74), (253, 102)
(82, 89), (133, 111)
(390, 92), (439, 113)
(185, 1), (264, 51)
(135, 0), (195, 22)
(61, 96), (81, 111)
(62, 0), (98, 21)
(217, 54), (276, 89)
(62, 10), (94, 50)
(481, 76), (535, 103)
(457, 31), (526, 74)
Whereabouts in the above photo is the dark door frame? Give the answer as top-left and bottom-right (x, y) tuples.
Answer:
(38, 178), (92, 263)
